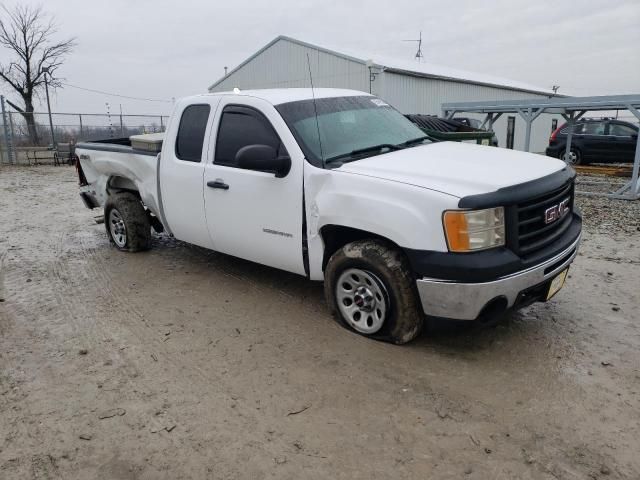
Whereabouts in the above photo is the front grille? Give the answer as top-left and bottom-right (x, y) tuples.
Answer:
(513, 179), (574, 256)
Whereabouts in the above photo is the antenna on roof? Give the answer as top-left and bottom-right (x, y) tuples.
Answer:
(306, 53), (325, 167)
(403, 31), (423, 61)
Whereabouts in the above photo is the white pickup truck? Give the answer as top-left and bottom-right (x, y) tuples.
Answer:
(76, 88), (582, 344)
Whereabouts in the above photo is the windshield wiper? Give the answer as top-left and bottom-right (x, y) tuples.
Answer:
(396, 135), (432, 148)
(325, 143), (400, 164)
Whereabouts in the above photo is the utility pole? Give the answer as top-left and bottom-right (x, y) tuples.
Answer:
(106, 102), (114, 138)
(42, 67), (56, 146)
(1, 95), (11, 163)
(119, 104), (124, 136)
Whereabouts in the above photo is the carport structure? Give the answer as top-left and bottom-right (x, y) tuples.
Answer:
(442, 95), (640, 200)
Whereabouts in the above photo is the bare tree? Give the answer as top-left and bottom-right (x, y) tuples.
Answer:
(0, 4), (75, 144)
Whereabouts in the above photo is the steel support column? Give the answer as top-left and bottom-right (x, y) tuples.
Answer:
(443, 108), (456, 120)
(560, 110), (585, 164)
(629, 105), (640, 198)
(517, 108), (545, 152)
(480, 112), (502, 132)
(610, 105), (640, 199)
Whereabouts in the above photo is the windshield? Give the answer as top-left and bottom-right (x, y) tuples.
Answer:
(276, 96), (430, 168)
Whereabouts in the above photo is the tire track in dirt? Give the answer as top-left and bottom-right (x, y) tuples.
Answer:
(0, 252), (71, 479)
(0, 182), (190, 467)
(39, 228), (204, 465)
(81, 231), (326, 370)
(50, 229), (269, 446)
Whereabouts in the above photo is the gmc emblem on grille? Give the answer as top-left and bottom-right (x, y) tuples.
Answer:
(544, 197), (570, 224)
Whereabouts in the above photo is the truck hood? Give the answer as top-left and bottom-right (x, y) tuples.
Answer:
(335, 142), (566, 198)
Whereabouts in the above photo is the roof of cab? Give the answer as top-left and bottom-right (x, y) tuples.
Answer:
(190, 88), (371, 106)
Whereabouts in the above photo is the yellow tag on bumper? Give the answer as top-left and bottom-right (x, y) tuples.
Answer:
(547, 268), (569, 300)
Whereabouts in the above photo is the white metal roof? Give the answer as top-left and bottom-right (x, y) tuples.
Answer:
(195, 88), (370, 105)
(370, 55), (557, 96)
(209, 36), (557, 96)
(442, 94), (640, 114)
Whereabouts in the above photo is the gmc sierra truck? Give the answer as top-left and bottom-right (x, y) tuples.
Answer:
(76, 88), (582, 344)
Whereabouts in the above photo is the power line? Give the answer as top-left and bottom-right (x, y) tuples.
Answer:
(59, 82), (173, 103)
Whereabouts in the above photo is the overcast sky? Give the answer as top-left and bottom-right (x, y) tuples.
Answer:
(2, 0), (639, 118)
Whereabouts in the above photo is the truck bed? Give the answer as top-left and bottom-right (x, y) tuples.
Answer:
(76, 136), (164, 219)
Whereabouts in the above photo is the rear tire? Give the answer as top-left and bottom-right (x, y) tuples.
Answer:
(324, 239), (423, 344)
(559, 147), (583, 165)
(104, 192), (151, 252)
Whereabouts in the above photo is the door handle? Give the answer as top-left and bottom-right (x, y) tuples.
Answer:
(207, 180), (229, 190)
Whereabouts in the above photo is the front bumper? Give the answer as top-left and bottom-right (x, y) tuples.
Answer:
(415, 234), (581, 320)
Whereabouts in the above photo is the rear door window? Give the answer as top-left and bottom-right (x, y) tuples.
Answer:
(561, 123), (584, 134)
(175, 104), (211, 162)
(609, 123), (637, 136)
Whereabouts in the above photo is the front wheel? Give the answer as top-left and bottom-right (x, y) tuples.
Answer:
(104, 192), (151, 252)
(324, 239), (423, 344)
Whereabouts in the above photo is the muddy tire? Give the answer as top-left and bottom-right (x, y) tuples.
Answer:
(324, 239), (423, 344)
(104, 192), (151, 252)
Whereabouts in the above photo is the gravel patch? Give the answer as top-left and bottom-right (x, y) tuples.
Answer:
(575, 173), (640, 235)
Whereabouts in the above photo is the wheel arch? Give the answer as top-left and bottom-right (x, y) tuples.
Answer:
(105, 179), (165, 233)
(107, 175), (141, 197)
(319, 224), (402, 272)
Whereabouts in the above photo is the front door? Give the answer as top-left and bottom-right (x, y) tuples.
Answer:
(203, 97), (305, 275)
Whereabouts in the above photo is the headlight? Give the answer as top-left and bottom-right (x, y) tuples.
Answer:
(443, 207), (505, 252)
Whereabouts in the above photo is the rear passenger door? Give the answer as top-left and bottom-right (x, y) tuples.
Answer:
(160, 98), (221, 248)
(607, 122), (638, 162)
(580, 121), (609, 161)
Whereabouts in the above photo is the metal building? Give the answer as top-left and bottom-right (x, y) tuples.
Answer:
(208, 36), (563, 153)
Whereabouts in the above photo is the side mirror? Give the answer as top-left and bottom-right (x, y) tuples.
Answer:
(235, 144), (291, 178)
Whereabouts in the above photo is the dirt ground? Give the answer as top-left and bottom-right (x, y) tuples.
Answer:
(1, 165), (639, 480)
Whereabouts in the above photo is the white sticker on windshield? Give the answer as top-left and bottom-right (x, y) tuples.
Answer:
(370, 98), (389, 107)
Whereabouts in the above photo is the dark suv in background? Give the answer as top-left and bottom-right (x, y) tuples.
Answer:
(546, 118), (638, 165)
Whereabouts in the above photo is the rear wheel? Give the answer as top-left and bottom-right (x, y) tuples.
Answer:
(559, 147), (583, 165)
(324, 239), (423, 344)
(104, 192), (151, 252)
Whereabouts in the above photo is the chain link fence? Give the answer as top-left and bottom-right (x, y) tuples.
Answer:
(0, 96), (169, 165)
